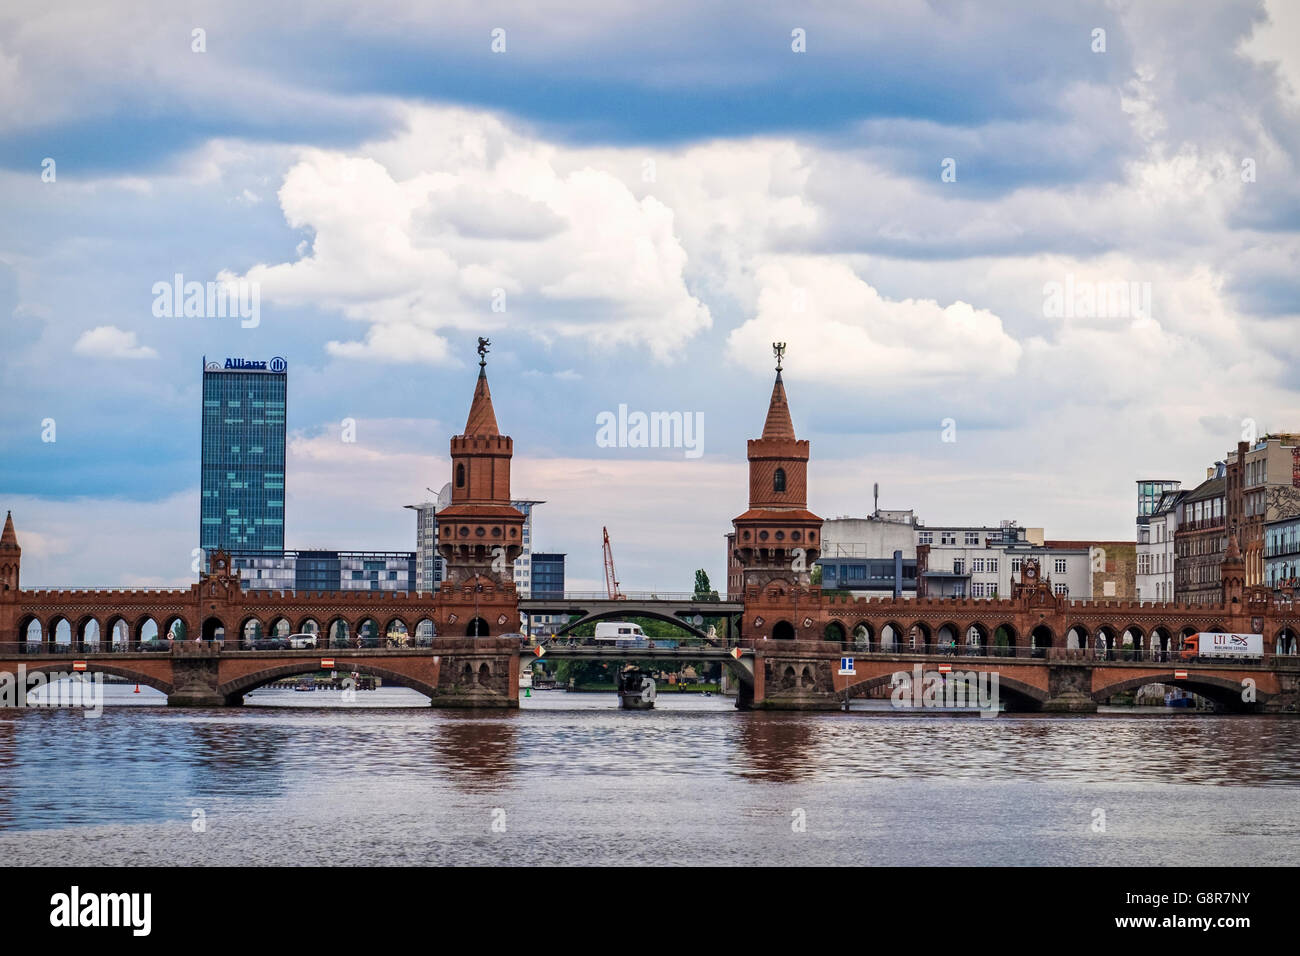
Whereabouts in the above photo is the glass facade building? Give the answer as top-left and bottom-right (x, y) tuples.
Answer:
(531, 552), (566, 598)
(200, 358), (287, 553)
(228, 550), (417, 591)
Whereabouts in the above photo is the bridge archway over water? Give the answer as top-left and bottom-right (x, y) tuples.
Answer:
(217, 662), (439, 702)
(1092, 672), (1270, 713)
(18, 661), (173, 697)
(841, 669), (1049, 712)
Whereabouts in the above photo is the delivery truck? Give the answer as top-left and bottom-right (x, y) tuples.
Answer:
(1178, 631), (1263, 661)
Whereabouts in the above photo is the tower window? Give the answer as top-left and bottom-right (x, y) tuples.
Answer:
(774, 468), (786, 492)
(456, 463), (465, 487)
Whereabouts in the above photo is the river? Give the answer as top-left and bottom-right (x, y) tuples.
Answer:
(1, 684), (1297, 865)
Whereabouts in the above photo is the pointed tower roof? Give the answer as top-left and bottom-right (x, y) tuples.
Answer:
(1224, 530), (1244, 565)
(0, 511), (18, 550)
(463, 366), (500, 437)
(761, 370), (796, 441)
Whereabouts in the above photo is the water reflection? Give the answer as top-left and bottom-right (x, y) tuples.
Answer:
(431, 713), (519, 791)
(731, 714), (822, 782)
(2, 695), (1300, 867)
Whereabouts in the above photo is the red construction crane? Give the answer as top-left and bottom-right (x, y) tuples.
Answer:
(602, 526), (625, 600)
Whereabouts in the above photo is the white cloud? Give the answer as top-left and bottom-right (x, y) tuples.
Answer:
(236, 109), (712, 364)
(71, 326), (159, 360)
(726, 257), (1023, 386)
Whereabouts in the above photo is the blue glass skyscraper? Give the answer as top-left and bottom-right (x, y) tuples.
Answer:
(200, 357), (287, 553)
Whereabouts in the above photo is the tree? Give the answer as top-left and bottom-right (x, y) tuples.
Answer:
(694, 569), (711, 597)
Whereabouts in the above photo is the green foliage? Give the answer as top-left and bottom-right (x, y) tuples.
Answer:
(694, 569), (711, 596)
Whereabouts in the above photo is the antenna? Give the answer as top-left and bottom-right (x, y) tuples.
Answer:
(873, 482), (879, 516)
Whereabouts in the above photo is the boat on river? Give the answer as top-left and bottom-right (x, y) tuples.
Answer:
(617, 666), (656, 710)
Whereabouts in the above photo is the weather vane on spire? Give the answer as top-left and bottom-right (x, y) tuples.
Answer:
(477, 337), (491, 368)
(772, 341), (786, 372)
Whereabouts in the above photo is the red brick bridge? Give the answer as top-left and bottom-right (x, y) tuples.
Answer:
(1, 349), (1297, 712)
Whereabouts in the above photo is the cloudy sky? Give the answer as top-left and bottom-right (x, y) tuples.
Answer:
(2, 0), (1299, 590)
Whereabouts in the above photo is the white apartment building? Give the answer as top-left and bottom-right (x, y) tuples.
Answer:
(1136, 484), (1183, 603)
(918, 521), (1090, 600)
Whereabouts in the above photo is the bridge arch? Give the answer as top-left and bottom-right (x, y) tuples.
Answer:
(20, 661), (173, 697)
(268, 616), (292, 638)
(909, 622), (932, 651)
(1094, 625), (1118, 659)
(201, 616), (227, 642)
(75, 616), (101, 645)
(50, 616), (73, 648)
(824, 621), (846, 642)
(20, 615), (42, 646)
(771, 620), (795, 641)
(552, 606), (713, 641)
(1270, 626), (1297, 655)
(384, 618), (411, 644)
(217, 661), (438, 702)
(991, 622), (1018, 653)
(162, 615), (188, 641)
(842, 668), (1049, 712)
(1149, 626), (1173, 661)
(1092, 672), (1264, 713)
(1120, 625), (1145, 660)
(963, 622), (990, 653)
(239, 616), (266, 644)
(295, 616), (321, 636)
(880, 621), (905, 652)
(1065, 623), (1089, 651)
(1029, 624), (1053, 656)
(935, 622), (959, 652)
(134, 616), (159, 642)
(851, 622), (874, 650)
(326, 618), (351, 647)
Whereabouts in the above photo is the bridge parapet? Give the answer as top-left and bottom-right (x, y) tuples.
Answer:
(13, 586), (196, 599)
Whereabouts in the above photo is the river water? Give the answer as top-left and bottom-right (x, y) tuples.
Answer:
(2, 684), (1298, 866)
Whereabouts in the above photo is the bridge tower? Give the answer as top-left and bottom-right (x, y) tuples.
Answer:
(731, 345), (823, 594)
(0, 511), (19, 592)
(1220, 530), (1246, 617)
(434, 341), (525, 638)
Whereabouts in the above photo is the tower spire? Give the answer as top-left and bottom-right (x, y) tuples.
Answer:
(0, 510), (19, 591)
(731, 345), (822, 596)
(437, 341), (525, 605)
(463, 365), (500, 437)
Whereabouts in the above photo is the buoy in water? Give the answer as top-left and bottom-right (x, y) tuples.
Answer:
(524, 687), (531, 698)
(133, 684), (140, 694)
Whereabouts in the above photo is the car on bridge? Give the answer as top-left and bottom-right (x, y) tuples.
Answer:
(140, 638), (173, 652)
(287, 632), (318, 649)
(249, 636), (291, 650)
(594, 622), (649, 645)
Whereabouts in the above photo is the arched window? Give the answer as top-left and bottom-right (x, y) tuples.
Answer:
(774, 467), (786, 492)
(456, 463), (465, 488)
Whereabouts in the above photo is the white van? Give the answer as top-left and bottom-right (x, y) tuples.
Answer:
(288, 632), (318, 649)
(594, 622), (648, 644)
